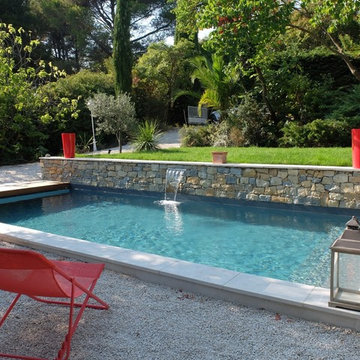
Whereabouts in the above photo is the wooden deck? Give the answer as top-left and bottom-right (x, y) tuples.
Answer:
(0, 181), (70, 198)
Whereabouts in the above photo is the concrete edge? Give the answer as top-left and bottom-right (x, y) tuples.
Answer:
(39, 156), (357, 172)
(1, 222), (360, 331)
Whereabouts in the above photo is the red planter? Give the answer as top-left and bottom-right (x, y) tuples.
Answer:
(352, 129), (360, 168)
(61, 133), (76, 158)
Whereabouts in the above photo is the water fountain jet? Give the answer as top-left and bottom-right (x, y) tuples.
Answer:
(156, 168), (186, 206)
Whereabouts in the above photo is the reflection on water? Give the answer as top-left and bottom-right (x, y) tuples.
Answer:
(163, 202), (183, 235)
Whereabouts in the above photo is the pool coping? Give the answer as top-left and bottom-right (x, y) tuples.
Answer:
(1, 222), (360, 331)
(41, 156), (355, 172)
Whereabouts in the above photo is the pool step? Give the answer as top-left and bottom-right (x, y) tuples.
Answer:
(0, 181), (70, 199)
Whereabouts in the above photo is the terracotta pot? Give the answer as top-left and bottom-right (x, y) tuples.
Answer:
(212, 151), (228, 164)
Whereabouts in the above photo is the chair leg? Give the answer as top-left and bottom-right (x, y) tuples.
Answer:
(0, 294), (49, 359)
(0, 294), (21, 328)
(56, 279), (108, 360)
(0, 279), (108, 360)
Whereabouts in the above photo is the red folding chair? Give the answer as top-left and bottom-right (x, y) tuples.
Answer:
(0, 248), (109, 360)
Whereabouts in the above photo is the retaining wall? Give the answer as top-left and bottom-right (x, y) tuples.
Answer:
(40, 157), (360, 209)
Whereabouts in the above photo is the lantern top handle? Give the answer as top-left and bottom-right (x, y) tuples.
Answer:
(346, 216), (360, 230)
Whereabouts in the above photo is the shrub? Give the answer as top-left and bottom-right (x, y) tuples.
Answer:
(41, 69), (114, 154)
(226, 95), (276, 146)
(76, 133), (94, 154)
(179, 125), (214, 147)
(0, 23), (79, 164)
(132, 120), (163, 151)
(209, 121), (231, 147)
(229, 127), (245, 147)
(280, 118), (355, 147)
(326, 84), (360, 123)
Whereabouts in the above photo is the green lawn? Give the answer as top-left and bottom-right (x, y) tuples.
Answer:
(77, 147), (353, 167)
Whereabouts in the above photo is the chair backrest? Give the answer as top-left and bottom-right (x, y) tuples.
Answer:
(187, 106), (208, 125)
(0, 248), (67, 297)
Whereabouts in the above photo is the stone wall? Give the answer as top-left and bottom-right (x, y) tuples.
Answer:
(40, 157), (360, 209)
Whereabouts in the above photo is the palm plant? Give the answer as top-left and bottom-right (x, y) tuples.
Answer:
(133, 120), (163, 152)
(190, 54), (240, 111)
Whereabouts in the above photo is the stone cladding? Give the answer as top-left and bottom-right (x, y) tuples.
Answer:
(40, 157), (360, 209)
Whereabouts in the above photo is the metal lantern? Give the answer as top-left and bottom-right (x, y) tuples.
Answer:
(329, 216), (360, 310)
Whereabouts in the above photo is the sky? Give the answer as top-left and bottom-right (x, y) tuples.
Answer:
(164, 28), (213, 45)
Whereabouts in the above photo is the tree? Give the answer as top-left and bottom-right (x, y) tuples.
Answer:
(198, 0), (360, 81)
(40, 69), (114, 154)
(0, 23), (78, 164)
(0, 0), (175, 71)
(0, 0), (34, 29)
(113, 0), (132, 94)
(296, 0), (360, 81)
(173, 0), (203, 45)
(133, 39), (196, 122)
(29, 0), (92, 72)
(88, 0), (175, 59)
(86, 92), (137, 152)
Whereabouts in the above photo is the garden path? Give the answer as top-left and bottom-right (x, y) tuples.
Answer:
(0, 128), (181, 184)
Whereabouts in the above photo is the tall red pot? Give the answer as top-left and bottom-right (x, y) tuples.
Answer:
(61, 133), (76, 158)
(352, 129), (360, 168)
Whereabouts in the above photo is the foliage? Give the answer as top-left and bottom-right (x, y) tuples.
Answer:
(41, 69), (114, 153)
(87, 92), (137, 152)
(0, 0), (175, 70)
(76, 133), (94, 153)
(133, 39), (196, 123)
(326, 84), (360, 122)
(132, 120), (163, 152)
(225, 95), (276, 146)
(198, 0), (360, 81)
(113, 0), (132, 94)
(179, 125), (214, 147)
(208, 121), (231, 147)
(190, 54), (240, 111)
(87, 0), (175, 61)
(280, 119), (355, 147)
(264, 60), (342, 125)
(180, 121), (232, 148)
(79, 146), (352, 167)
(28, 0), (92, 72)
(279, 83), (360, 147)
(0, 0), (35, 29)
(0, 23), (78, 164)
(173, 0), (202, 44)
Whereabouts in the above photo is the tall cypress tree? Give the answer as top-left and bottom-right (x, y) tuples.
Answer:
(113, 0), (132, 95)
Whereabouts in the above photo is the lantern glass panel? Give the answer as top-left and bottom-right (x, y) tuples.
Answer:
(333, 252), (360, 304)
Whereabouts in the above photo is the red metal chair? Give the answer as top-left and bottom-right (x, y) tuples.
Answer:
(0, 248), (109, 360)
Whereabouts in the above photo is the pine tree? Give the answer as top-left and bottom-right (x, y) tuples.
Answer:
(113, 0), (132, 95)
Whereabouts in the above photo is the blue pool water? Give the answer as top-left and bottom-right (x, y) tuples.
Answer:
(0, 188), (350, 287)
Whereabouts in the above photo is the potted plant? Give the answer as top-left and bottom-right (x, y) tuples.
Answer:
(211, 151), (228, 164)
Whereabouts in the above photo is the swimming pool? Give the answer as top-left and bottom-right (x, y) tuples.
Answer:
(0, 187), (350, 287)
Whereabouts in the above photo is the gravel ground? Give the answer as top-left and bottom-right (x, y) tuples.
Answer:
(0, 162), (42, 184)
(1, 241), (360, 360)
